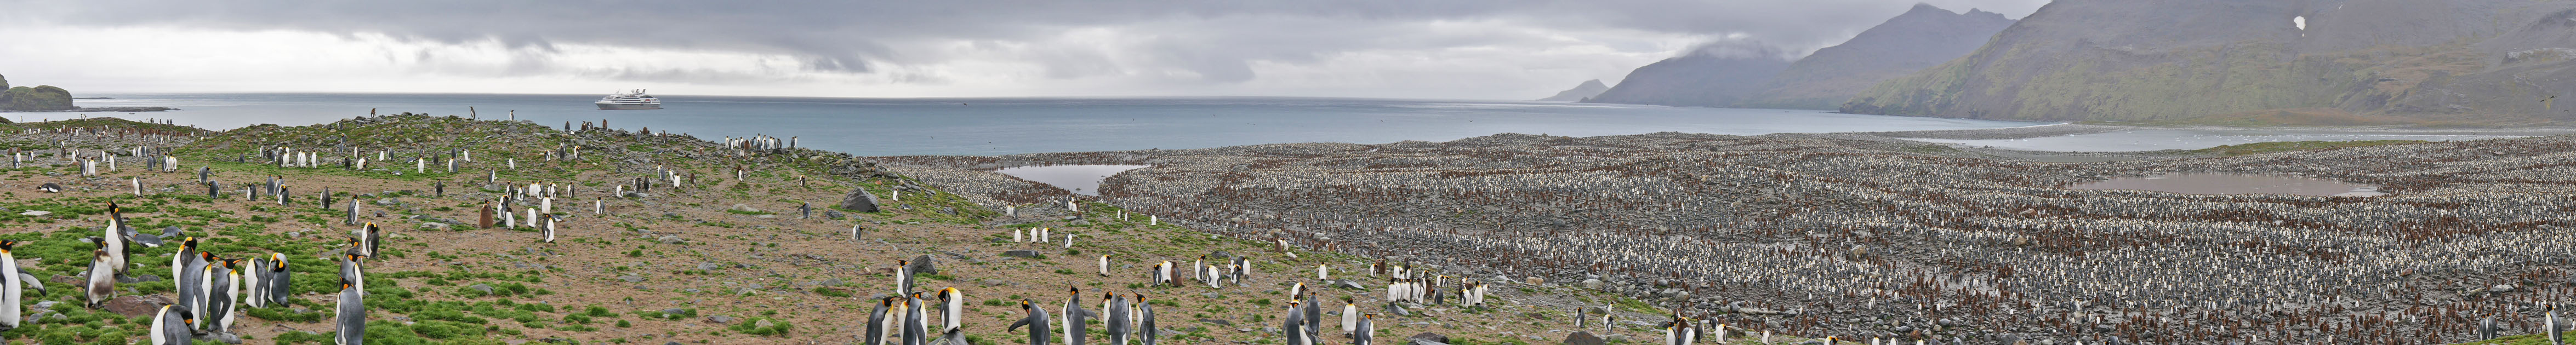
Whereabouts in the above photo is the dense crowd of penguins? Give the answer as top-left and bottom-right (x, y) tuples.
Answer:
(875, 132), (2576, 344)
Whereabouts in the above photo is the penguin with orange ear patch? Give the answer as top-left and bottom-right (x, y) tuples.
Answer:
(150, 305), (192, 345)
(0, 240), (39, 331)
(335, 279), (364, 345)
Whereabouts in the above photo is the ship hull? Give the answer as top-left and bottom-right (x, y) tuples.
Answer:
(596, 102), (661, 110)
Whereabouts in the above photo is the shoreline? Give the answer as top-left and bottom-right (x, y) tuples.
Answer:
(0, 106), (178, 113)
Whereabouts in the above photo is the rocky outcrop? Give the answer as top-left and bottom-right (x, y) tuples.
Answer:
(1844, 0), (2576, 123)
(840, 187), (881, 212)
(1, 85), (73, 111)
(1737, 4), (2014, 110)
(1535, 79), (1610, 102)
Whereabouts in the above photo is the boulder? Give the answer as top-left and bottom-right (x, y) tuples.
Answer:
(726, 204), (761, 213)
(907, 255), (938, 275)
(1563, 332), (1604, 345)
(1002, 250), (1042, 258)
(840, 187), (882, 212)
(102, 295), (174, 317)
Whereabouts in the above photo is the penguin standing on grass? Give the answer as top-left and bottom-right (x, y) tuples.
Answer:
(894, 260), (915, 296)
(1006, 300), (1052, 345)
(87, 248), (116, 309)
(242, 257), (267, 309)
(264, 253), (291, 307)
(0, 240), (42, 331)
(1341, 297), (1358, 337)
(335, 279), (364, 345)
(150, 305), (192, 345)
(104, 203), (132, 277)
(211, 260), (244, 333)
(900, 297), (926, 345)
(170, 238), (199, 287)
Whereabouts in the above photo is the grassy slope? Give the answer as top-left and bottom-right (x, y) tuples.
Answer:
(0, 116), (1702, 345)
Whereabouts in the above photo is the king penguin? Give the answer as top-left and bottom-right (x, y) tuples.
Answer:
(104, 202), (132, 277)
(2550, 304), (2563, 345)
(334, 279), (365, 345)
(169, 237), (198, 287)
(0, 240), (40, 331)
(1098, 255), (1111, 277)
(242, 257), (267, 309)
(1007, 300), (1052, 345)
(150, 305), (192, 345)
(1136, 294), (1159, 345)
(86, 248), (116, 308)
(1283, 300), (1312, 345)
(1341, 297), (1358, 337)
(540, 215), (557, 243)
(265, 253), (292, 307)
(1106, 293), (1132, 345)
(177, 252), (210, 329)
(339, 254), (367, 296)
(211, 259), (243, 333)
(1353, 314), (1375, 345)
(900, 296), (926, 345)
(940, 288), (965, 332)
(894, 259), (915, 296)
(864, 297), (891, 345)
(1063, 286), (1095, 345)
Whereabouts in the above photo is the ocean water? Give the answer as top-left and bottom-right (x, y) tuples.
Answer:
(55, 93), (2041, 156)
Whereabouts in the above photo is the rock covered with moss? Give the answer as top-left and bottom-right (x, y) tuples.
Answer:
(2, 85), (73, 111)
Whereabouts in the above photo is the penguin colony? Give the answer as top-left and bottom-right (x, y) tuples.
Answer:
(878, 131), (2576, 344)
(9, 115), (2576, 344)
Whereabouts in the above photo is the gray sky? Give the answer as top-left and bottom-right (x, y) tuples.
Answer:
(0, 0), (2047, 99)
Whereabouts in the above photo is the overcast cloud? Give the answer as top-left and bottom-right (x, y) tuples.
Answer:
(0, 0), (2046, 99)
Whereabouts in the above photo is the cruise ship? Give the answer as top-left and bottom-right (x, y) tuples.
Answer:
(595, 90), (662, 110)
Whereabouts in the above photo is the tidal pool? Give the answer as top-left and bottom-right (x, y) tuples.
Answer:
(2070, 173), (2384, 197)
(994, 164), (1151, 196)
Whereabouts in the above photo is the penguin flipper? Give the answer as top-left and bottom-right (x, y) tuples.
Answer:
(1008, 318), (1030, 332)
(18, 273), (43, 296)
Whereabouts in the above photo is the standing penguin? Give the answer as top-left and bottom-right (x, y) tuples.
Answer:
(899, 297), (926, 345)
(939, 288), (965, 333)
(0, 240), (39, 331)
(540, 215), (557, 243)
(1341, 297), (1358, 337)
(86, 249), (116, 309)
(339, 254), (367, 296)
(169, 238), (199, 286)
(1062, 286), (1096, 345)
(1301, 290), (1321, 337)
(1006, 300), (1052, 345)
(265, 253), (292, 307)
(150, 305), (193, 345)
(2545, 306), (2566, 345)
(1105, 293), (1132, 345)
(242, 257), (267, 309)
(210, 260), (243, 333)
(1353, 314), (1376, 345)
(864, 297), (892, 345)
(195, 259), (230, 331)
(103, 203), (132, 277)
(355, 223), (381, 257)
(894, 260), (915, 296)
(334, 279), (364, 345)
(1097, 255), (1112, 277)
(178, 252), (211, 327)
(1282, 301), (1312, 345)
(911, 292), (933, 343)
(1136, 294), (1159, 345)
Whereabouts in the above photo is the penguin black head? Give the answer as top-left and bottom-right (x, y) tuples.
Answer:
(180, 237), (196, 250)
(339, 279), (355, 291)
(200, 252), (219, 262)
(0, 240), (18, 252)
(1068, 286), (1080, 295)
(1019, 300), (1033, 311)
(271, 254), (288, 272)
(1133, 293), (1145, 302)
(224, 259), (244, 269)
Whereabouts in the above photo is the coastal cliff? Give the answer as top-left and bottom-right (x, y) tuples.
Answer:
(1583, 4), (2011, 110)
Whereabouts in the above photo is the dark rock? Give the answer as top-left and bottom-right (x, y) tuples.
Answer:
(908, 255), (938, 275)
(102, 295), (174, 317)
(1200, 318), (1234, 326)
(1386, 303), (1411, 317)
(1563, 332), (1604, 345)
(706, 315), (737, 324)
(470, 284), (495, 294)
(1002, 250), (1042, 258)
(824, 210), (846, 220)
(840, 187), (882, 212)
